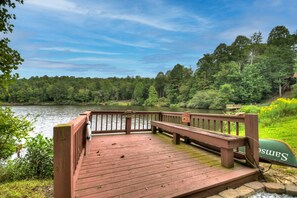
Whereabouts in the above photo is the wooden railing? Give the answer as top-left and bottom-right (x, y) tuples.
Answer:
(53, 110), (258, 197)
(90, 111), (160, 134)
(53, 111), (91, 198)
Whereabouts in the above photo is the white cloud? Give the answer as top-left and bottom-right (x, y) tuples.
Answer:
(26, 0), (87, 14)
(98, 36), (156, 48)
(25, 59), (75, 69)
(26, 0), (211, 32)
(40, 47), (120, 55)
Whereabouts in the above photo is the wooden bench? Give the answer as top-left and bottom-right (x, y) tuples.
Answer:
(151, 121), (246, 168)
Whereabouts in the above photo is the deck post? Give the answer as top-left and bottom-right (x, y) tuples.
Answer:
(244, 114), (259, 167)
(221, 148), (234, 168)
(182, 112), (191, 144)
(158, 112), (163, 133)
(125, 111), (132, 134)
(173, 133), (180, 145)
(152, 126), (157, 134)
(80, 111), (92, 155)
(54, 124), (74, 198)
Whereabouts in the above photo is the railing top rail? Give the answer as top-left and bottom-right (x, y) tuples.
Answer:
(68, 115), (87, 135)
(91, 110), (161, 114)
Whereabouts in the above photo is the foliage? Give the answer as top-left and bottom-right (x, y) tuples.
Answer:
(0, 107), (33, 161)
(187, 90), (228, 110)
(165, 64), (193, 103)
(24, 134), (54, 179)
(259, 98), (297, 126)
(293, 84), (297, 98)
(144, 85), (158, 106)
(0, 179), (53, 198)
(0, 0), (24, 91)
(155, 97), (170, 107)
(1, 25), (296, 109)
(132, 81), (145, 105)
(0, 134), (53, 182)
(237, 105), (260, 114)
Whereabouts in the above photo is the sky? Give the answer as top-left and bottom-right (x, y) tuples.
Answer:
(7, 0), (297, 78)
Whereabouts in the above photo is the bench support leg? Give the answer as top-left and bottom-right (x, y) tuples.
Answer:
(184, 136), (191, 144)
(220, 148), (234, 168)
(173, 133), (180, 145)
(152, 126), (157, 134)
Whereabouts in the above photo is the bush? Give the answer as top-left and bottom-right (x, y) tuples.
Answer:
(293, 84), (297, 98)
(237, 105), (260, 114)
(0, 134), (53, 182)
(0, 107), (33, 161)
(187, 90), (229, 110)
(259, 98), (297, 126)
(24, 134), (53, 179)
(155, 97), (170, 107)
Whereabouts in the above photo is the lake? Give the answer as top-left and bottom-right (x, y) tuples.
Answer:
(6, 105), (222, 138)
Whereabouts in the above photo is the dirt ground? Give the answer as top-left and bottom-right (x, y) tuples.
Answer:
(260, 163), (297, 185)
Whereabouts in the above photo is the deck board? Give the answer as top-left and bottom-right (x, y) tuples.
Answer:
(75, 133), (258, 198)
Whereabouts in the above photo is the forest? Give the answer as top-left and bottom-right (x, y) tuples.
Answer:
(1, 25), (297, 109)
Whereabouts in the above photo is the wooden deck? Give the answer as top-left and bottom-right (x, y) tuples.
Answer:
(75, 133), (259, 198)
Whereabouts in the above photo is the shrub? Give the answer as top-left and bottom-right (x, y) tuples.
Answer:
(0, 107), (33, 161)
(155, 97), (170, 107)
(24, 134), (53, 179)
(259, 98), (297, 126)
(293, 84), (297, 98)
(0, 134), (53, 182)
(237, 105), (260, 114)
(187, 90), (229, 110)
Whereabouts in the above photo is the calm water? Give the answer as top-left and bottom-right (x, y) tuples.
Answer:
(6, 105), (221, 138)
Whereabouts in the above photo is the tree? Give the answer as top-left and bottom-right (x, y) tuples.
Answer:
(144, 85), (158, 106)
(267, 25), (290, 46)
(0, 0), (24, 91)
(195, 54), (216, 90)
(154, 72), (166, 97)
(230, 35), (251, 70)
(165, 64), (192, 103)
(213, 43), (230, 63)
(259, 45), (295, 96)
(0, 107), (33, 161)
(250, 32), (263, 44)
(133, 82), (145, 105)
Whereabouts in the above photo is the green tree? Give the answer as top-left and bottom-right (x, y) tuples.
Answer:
(133, 82), (145, 105)
(259, 45), (295, 96)
(154, 72), (166, 97)
(0, 107), (33, 161)
(0, 0), (24, 91)
(229, 35), (251, 71)
(195, 54), (216, 90)
(165, 64), (192, 103)
(267, 25), (290, 46)
(144, 85), (158, 106)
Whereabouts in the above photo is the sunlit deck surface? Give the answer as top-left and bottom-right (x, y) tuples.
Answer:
(75, 133), (258, 198)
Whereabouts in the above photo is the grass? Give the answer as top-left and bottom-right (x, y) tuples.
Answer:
(259, 115), (297, 154)
(106, 100), (132, 106)
(0, 180), (53, 198)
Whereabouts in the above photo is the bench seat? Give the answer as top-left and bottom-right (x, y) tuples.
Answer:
(151, 121), (247, 168)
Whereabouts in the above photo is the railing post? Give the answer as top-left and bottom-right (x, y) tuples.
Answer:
(80, 111), (92, 155)
(182, 112), (191, 144)
(158, 112), (163, 133)
(54, 124), (74, 198)
(244, 114), (259, 167)
(125, 110), (132, 134)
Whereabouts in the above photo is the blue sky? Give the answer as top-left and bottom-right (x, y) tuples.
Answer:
(8, 0), (297, 78)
